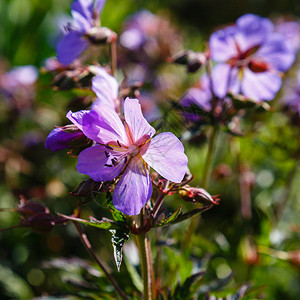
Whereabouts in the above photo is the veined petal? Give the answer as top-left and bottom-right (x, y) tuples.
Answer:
(113, 157), (152, 215)
(95, 0), (106, 15)
(66, 110), (89, 131)
(77, 145), (125, 182)
(142, 132), (188, 183)
(57, 31), (89, 66)
(81, 104), (128, 145)
(211, 64), (240, 98)
(209, 26), (238, 62)
(241, 68), (282, 101)
(124, 98), (156, 143)
(257, 34), (295, 72)
(235, 14), (273, 52)
(71, 0), (94, 31)
(91, 67), (118, 109)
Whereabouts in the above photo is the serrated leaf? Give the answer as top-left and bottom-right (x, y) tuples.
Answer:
(58, 214), (121, 230)
(110, 229), (130, 272)
(155, 206), (182, 227)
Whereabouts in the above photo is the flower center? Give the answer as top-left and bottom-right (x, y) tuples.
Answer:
(128, 144), (139, 157)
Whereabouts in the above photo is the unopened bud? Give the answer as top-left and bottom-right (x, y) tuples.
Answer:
(71, 179), (113, 198)
(17, 196), (49, 217)
(171, 50), (207, 73)
(45, 125), (92, 152)
(187, 52), (207, 73)
(171, 50), (191, 65)
(85, 27), (117, 45)
(179, 185), (219, 205)
(53, 69), (94, 90)
(17, 196), (66, 233)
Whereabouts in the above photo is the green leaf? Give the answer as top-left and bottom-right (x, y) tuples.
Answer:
(110, 229), (130, 272)
(228, 285), (248, 300)
(58, 214), (121, 230)
(170, 206), (213, 225)
(106, 192), (127, 222)
(171, 271), (204, 300)
(155, 206), (182, 227)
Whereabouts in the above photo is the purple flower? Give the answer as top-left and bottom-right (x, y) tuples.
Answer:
(76, 98), (188, 215)
(0, 65), (38, 111)
(57, 0), (108, 66)
(180, 75), (212, 122)
(275, 20), (300, 53)
(280, 70), (300, 115)
(91, 67), (119, 109)
(209, 14), (295, 101)
(45, 110), (90, 151)
(90, 67), (161, 122)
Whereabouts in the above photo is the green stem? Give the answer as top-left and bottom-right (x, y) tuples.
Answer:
(201, 126), (219, 188)
(137, 233), (154, 300)
(0, 224), (22, 233)
(73, 222), (128, 300)
(183, 126), (218, 251)
(274, 159), (300, 222)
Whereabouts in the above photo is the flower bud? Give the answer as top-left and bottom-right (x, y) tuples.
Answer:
(179, 185), (220, 205)
(52, 68), (95, 90)
(186, 52), (207, 73)
(70, 178), (112, 198)
(45, 125), (91, 152)
(171, 50), (207, 73)
(17, 196), (66, 233)
(84, 27), (117, 45)
(171, 50), (191, 65)
(17, 195), (49, 217)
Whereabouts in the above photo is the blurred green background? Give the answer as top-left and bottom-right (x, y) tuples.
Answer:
(0, 0), (300, 299)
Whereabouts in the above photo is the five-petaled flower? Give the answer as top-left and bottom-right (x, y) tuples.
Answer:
(57, 0), (116, 66)
(209, 14), (295, 101)
(75, 98), (188, 215)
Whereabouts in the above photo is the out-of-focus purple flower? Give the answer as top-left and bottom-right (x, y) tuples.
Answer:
(91, 67), (160, 121)
(119, 10), (182, 71)
(180, 75), (212, 122)
(280, 70), (300, 115)
(91, 67), (119, 109)
(138, 92), (161, 123)
(45, 110), (91, 152)
(209, 14), (295, 101)
(76, 98), (188, 215)
(275, 20), (300, 53)
(57, 0), (116, 66)
(0, 65), (38, 111)
(1, 66), (38, 89)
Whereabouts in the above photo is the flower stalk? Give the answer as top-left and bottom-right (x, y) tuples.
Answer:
(137, 232), (155, 300)
(73, 221), (128, 300)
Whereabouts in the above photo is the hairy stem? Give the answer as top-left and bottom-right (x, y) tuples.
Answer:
(137, 233), (154, 300)
(73, 222), (128, 300)
(111, 40), (117, 76)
